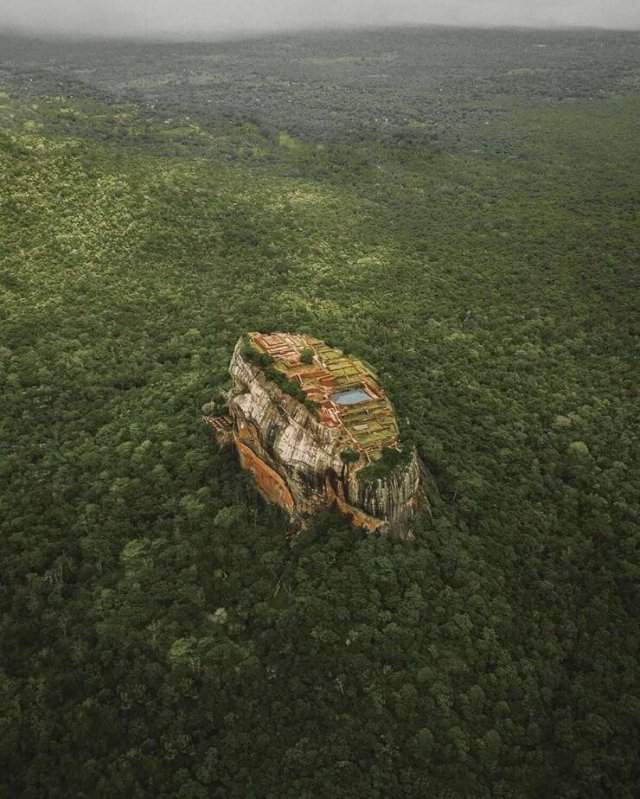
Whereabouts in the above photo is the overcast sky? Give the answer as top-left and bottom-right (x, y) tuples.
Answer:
(2, 0), (639, 38)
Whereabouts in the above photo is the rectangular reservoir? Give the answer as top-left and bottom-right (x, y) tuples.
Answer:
(332, 388), (372, 405)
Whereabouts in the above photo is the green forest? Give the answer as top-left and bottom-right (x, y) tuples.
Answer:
(1, 27), (639, 798)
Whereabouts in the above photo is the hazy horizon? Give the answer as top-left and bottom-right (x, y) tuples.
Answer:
(1, 0), (639, 40)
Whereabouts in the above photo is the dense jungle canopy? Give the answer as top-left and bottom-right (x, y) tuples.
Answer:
(1, 26), (639, 798)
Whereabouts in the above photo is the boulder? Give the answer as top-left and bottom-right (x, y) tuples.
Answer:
(211, 332), (425, 535)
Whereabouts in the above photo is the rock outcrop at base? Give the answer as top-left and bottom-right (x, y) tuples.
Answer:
(205, 333), (425, 535)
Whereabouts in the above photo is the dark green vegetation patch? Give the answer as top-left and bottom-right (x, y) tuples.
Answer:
(1, 27), (639, 799)
(358, 446), (412, 484)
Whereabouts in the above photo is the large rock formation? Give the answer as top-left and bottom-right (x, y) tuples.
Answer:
(205, 332), (425, 535)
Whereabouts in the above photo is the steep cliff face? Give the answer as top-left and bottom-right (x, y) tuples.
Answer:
(207, 333), (425, 535)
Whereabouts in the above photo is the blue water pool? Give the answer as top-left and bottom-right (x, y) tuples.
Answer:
(332, 388), (371, 405)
